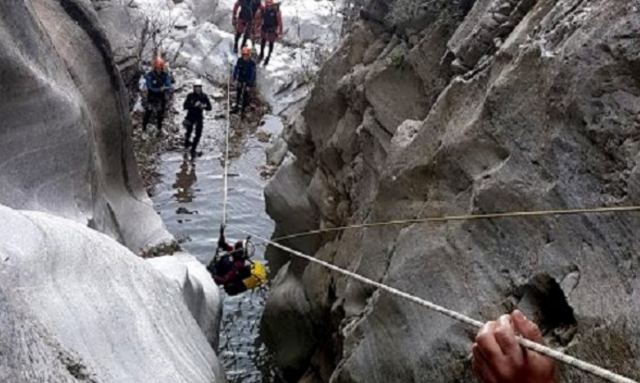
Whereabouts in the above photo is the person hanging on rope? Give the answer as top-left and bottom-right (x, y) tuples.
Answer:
(232, 0), (263, 54)
(208, 225), (253, 296)
(232, 47), (257, 115)
(259, 0), (283, 66)
(472, 310), (556, 383)
(182, 79), (212, 158)
(142, 57), (173, 137)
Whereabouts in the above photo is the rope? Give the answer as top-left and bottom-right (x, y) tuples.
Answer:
(230, 225), (639, 383)
(273, 205), (640, 242)
(221, 65), (232, 227)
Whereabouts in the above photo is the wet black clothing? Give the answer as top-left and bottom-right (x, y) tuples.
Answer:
(142, 98), (166, 133)
(208, 229), (251, 296)
(262, 6), (280, 30)
(233, 58), (257, 86)
(183, 92), (211, 153)
(238, 0), (261, 21)
(183, 92), (212, 122)
(233, 57), (257, 113)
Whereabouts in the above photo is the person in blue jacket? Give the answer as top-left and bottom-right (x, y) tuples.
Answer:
(142, 57), (173, 136)
(232, 47), (257, 115)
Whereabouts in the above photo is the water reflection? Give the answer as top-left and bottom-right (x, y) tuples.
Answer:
(151, 110), (282, 382)
(173, 155), (198, 204)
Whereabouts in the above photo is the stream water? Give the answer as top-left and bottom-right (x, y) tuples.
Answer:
(148, 85), (282, 382)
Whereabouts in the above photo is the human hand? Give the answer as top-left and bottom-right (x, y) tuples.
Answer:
(472, 310), (555, 383)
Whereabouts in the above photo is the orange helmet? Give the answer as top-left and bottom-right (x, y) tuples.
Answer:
(153, 57), (165, 71)
(241, 47), (252, 57)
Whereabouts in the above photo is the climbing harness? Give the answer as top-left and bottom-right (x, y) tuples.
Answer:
(273, 205), (640, 241)
(229, 225), (638, 383)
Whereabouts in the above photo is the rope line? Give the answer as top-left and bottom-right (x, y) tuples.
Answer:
(230, 225), (639, 383)
(221, 65), (232, 226)
(273, 205), (640, 241)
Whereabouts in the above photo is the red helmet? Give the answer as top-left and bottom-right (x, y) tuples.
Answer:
(153, 57), (165, 71)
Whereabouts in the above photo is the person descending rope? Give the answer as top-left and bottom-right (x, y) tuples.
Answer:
(232, 47), (257, 115)
(182, 79), (212, 158)
(142, 57), (173, 137)
(208, 225), (253, 296)
(232, 0), (263, 54)
(259, 0), (283, 66)
(473, 311), (556, 383)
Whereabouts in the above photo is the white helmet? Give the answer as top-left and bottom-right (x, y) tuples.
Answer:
(193, 79), (203, 87)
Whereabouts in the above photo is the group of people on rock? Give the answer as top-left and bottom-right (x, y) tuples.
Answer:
(139, 0), (284, 157)
(233, 0), (283, 66)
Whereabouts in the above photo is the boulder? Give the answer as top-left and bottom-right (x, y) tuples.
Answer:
(0, 205), (226, 383)
(148, 253), (223, 349)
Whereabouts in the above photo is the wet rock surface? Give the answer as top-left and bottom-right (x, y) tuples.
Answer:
(0, 205), (225, 383)
(263, 0), (640, 381)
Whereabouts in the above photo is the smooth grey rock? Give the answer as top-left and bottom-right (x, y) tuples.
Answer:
(147, 252), (223, 349)
(0, 205), (226, 383)
(266, 137), (289, 167)
(0, 0), (172, 253)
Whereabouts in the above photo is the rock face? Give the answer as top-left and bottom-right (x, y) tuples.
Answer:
(0, 205), (226, 383)
(263, 0), (640, 381)
(148, 252), (224, 348)
(0, 0), (172, 252)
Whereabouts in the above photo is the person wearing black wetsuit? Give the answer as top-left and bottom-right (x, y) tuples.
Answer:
(259, 0), (283, 66)
(182, 80), (212, 158)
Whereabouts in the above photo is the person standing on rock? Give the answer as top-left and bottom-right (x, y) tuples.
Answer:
(259, 0), (283, 66)
(472, 310), (556, 383)
(232, 47), (257, 115)
(182, 79), (212, 158)
(142, 57), (173, 137)
(232, 0), (263, 54)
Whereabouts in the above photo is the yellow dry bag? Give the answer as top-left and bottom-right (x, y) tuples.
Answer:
(242, 261), (268, 289)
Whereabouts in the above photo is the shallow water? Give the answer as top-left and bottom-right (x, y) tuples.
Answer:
(150, 90), (282, 382)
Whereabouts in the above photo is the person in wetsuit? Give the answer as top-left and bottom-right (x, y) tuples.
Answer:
(208, 225), (252, 296)
(259, 0), (283, 66)
(142, 57), (173, 136)
(232, 47), (257, 114)
(232, 0), (263, 54)
(182, 79), (212, 158)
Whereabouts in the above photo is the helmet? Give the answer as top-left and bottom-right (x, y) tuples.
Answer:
(193, 79), (203, 87)
(241, 47), (252, 57)
(234, 241), (244, 251)
(153, 57), (165, 71)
